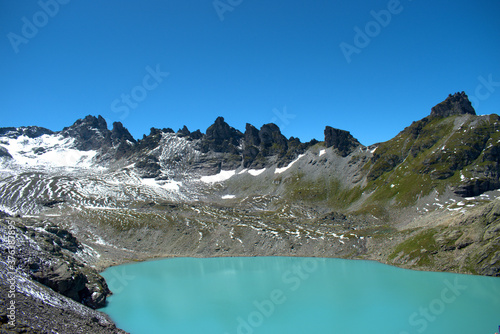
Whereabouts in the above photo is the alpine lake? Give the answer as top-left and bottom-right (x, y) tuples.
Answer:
(101, 257), (500, 334)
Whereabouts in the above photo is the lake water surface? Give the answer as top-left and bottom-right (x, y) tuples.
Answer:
(101, 257), (500, 334)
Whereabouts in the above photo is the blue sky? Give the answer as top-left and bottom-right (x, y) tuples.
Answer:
(1, 0), (499, 145)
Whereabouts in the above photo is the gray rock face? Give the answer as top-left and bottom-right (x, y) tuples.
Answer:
(0, 146), (12, 159)
(430, 91), (476, 118)
(111, 121), (135, 145)
(244, 123), (260, 147)
(0, 126), (54, 139)
(324, 126), (360, 157)
(177, 125), (191, 137)
(259, 123), (288, 154)
(203, 117), (243, 152)
(61, 115), (110, 151)
(0, 220), (110, 309)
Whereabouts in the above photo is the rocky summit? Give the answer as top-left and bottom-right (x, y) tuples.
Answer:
(0, 92), (499, 332)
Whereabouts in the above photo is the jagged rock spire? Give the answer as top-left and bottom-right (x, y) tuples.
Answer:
(430, 92), (476, 118)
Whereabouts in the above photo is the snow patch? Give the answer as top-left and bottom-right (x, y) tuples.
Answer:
(222, 195), (236, 199)
(248, 168), (266, 176)
(141, 178), (182, 191)
(1, 134), (97, 168)
(200, 170), (236, 183)
(319, 149), (326, 156)
(275, 154), (305, 174)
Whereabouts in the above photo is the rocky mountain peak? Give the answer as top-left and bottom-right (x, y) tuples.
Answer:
(259, 123), (288, 149)
(61, 115), (110, 151)
(177, 125), (191, 137)
(111, 122), (135, 144)
(71, 115), (108, 131)
(324, 126), (361, 157)
(244, 123), (260, 147)
(202, 117), (243, 152)
(430, 92), (476, 118)
(206, 117), (242, 141)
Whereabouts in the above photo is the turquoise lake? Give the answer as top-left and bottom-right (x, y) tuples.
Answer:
(101, 257), (500, 334)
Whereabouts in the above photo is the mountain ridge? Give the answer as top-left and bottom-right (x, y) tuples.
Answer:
(1, 91), (500, 332)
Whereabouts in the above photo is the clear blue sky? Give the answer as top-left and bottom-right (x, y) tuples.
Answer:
(1, 0), (499, 145)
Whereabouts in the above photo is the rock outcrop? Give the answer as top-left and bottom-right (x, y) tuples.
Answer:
(111, 121), (135, 145)
(202, 117), (243, 153)
(0, 146), (12, 159)
(61, 115), (109, 151)
(0, 219), (110, 309)
(430, 91), (476, 118)
(0, 126), (54, 139)
(324, 126), (361, 157)
(387, 199), (500, 276)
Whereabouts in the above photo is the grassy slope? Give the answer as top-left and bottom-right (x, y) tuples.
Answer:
(280, 114), (500, 216)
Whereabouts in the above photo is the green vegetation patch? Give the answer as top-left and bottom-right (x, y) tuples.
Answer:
(388, 228), (440, 266)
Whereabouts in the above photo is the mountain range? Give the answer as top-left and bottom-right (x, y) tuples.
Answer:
(1, 92), (499, 332)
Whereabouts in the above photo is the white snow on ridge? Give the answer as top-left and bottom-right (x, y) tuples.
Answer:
(319, 149), (326, 156)
(248, 168), (266, 176)
(237, 168), (266, 176)
(0, 134), (96, 168)
(141, 178), (182, 191)
(200, 170), (236, 183)
(275, 154), (305, 174)
(222, 194), (236, 199)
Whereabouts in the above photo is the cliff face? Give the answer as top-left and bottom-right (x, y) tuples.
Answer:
(0, 216), (127, 333)
(324, 126), (360, 157)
